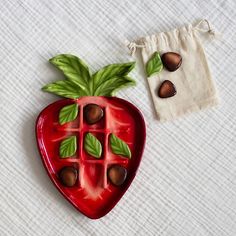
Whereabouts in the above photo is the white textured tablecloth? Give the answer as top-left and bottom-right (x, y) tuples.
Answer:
(1, 0), (236, 235)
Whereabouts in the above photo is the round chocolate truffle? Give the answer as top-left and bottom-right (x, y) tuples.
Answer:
(108, 165), (127, 186)
(84, 104), (104, 124)
(59, 166), (78, 187)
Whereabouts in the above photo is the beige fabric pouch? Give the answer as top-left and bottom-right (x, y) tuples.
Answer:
(127, 19), (219, 122)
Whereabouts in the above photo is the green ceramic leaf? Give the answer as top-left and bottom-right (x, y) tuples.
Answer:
(60, 136), (77, 158)
(110, 133), (131, 158)
(42, 80), (88, 99)
(146, 52), (163, 77)
(94, 76), (136, 96)
(84, 133), (102, 158)
(92, 62), (135, 93)
(42, 54), (136, 97)
(49, 54), (91, 94)
(59, 103), (79, 125)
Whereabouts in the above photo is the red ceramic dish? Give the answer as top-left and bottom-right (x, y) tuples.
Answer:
(36, 96), (146, 219)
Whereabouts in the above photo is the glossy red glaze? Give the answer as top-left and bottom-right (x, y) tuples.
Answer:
(36, 96), (146, 219)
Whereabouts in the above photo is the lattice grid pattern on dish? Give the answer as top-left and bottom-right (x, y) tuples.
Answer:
(53, 104), (129, 189)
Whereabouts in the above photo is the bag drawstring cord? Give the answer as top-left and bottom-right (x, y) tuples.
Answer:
(124, 40), (145, 56)
(125, 19), (220, 56)
(194, 19), (221, 39)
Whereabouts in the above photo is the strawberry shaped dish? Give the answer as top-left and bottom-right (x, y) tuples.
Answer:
(36, 54), (146, 219)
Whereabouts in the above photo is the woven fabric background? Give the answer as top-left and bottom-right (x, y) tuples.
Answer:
(0, 0), (235, 235)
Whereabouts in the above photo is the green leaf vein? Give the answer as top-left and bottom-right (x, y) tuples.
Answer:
(59, 136), (77, 158)
(110, 133), (131, 158)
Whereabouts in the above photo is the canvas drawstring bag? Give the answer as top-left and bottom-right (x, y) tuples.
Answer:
(126, 19), (220, 122)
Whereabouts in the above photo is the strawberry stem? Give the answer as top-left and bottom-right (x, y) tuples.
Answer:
(42, 54), (136, 98)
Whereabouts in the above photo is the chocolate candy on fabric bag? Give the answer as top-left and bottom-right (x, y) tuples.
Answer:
(161, 52), (182, 72)
(158, 80), (177, 98)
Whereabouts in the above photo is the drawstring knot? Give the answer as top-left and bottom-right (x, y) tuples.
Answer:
(124, 40), (145, 56)
(194, 19), (221, 40)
